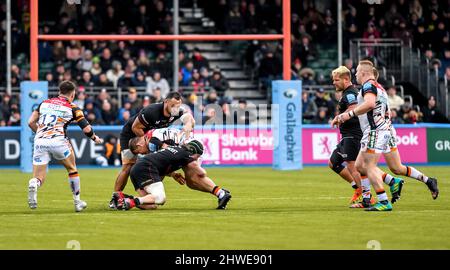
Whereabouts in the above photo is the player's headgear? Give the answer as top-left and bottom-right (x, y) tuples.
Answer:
(186, 140), (204, 155)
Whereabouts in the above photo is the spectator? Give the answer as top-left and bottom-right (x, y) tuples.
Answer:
(291, 58), (302, 79)
(258, 51), (281, 90)
(107, 61), (125, 88)
(209, 69), (230, 96)
(95, 89), (111, 110)
(299, 68), (317, 86)
(52, 41), (66, 62)
(79, 71), (94, 87)
(45, 72), (58, 87)
(142, 95), (152, 107)
(97, 73), (113, 88)
(86, 111), (104, 125)
(131, 71), (147, 88)
(100, 48), (113, 72)
(146, 71), (170, 97)
(124, 88), (141, 114)
(313, 88), (334, 118)
(302, 92), (318, 123)
(7, 108), (20, 126)
(152, 87), (164, 103)
(204, 89), (220, 105)
(192, 47), (210, 70)
(233, 99), (256, 125)
(100, 101), (117, 125)
(390, 109), (404, 124)
(181, 60), (194, 86)
(81, 50), (94, 72)
(387, 86), (405, 111)
(202, 107), (219, 125)
(312, 108), (329, 124)
(189, 69), (206, 93)
(422, 96), (441, 123)
(224, 2), (245, 34)
(90, 57), (102, 77)
(117, 101), (132, 124)
(73, 90), (87, 110)
(0, 95), (12, 123)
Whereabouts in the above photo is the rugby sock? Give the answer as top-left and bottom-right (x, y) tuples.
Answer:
(351, 181), (357, 189)
(376, 189), (389, 203)
(382, 173), (395, 186)
(31, 177), (42, 188)
(136, 197), (143, 205)
(361, 177), (371, 199)
(212, 186), (225, 199)
(68, 172), (81, 202)
(405, 166), (429, 183)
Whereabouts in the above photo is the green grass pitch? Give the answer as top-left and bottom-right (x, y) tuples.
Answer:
(0, 166), (449, 250)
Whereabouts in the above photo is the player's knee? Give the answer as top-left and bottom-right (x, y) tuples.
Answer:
(145, 182), (166, 205)
(197, 168), (207, 179)
(355, 161), (365, 174)
(389, 165), (403, 175)
(329, 158), (344, 174)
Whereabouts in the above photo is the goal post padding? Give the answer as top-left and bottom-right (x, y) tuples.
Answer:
(20, 81), (48, 173)
(272, 80), (303, 170)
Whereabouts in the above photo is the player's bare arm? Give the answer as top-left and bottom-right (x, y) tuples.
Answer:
(132, 117), (147, 137)
(179, 113), (195, 142)
(28, 110), (40, 133)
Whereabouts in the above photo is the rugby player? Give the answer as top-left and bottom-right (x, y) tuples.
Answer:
(27, 81), (103, 212)
(329, 66), (365, 204)
(332, 60), (397, 211)
(125, 128), (232, 209)
(334, 61), (439, 211)
(113, 140), (231, 210)
(372, 67), (439, 202)
(110, 91), (195, 208)
(330, 66), (402, 208)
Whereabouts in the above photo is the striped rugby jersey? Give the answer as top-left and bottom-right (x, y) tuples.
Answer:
(35, 96), (86, 140)
(357, 79), (391, 132)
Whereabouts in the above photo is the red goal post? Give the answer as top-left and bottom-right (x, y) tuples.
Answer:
(30, 0), (292, 82)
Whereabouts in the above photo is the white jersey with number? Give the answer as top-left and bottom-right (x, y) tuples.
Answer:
(357, 79), (391, 132)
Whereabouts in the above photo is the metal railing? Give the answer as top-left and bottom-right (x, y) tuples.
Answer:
(350, 39), (404, 79)
(351, 38), (449, 119)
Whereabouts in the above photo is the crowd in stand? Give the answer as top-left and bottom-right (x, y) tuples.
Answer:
(1, 0), (450, 126)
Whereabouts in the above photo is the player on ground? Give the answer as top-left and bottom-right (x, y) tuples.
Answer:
(110, 91), (195, 208)
(125, 128), (232, 209)
(113, 140), (210, 210)
(27, 81), (103, 212)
